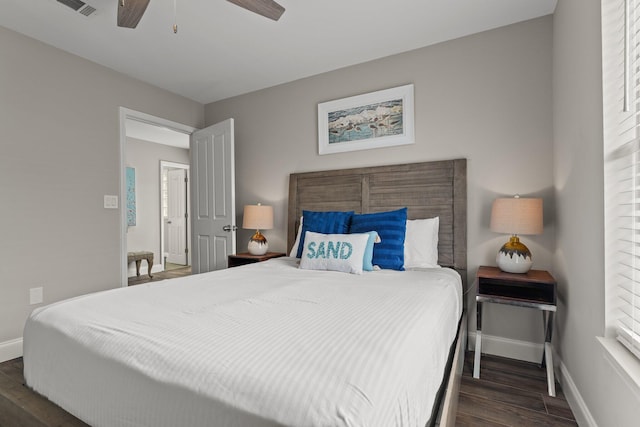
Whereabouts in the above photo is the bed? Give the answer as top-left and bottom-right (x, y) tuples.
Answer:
(23, 159), (467, 427)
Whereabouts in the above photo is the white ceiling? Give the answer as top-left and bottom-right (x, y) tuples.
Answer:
(1, 0), (557, 104)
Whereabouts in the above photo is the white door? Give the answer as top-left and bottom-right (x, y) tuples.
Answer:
(167, 168), (187, 265)
(190, 118), (236, 274)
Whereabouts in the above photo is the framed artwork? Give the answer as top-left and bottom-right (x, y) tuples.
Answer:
(126, 167), (136, 226)
(318, 84), (415, 155)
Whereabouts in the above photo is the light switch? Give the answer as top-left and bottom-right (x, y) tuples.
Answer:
(104, 195), (118, 209)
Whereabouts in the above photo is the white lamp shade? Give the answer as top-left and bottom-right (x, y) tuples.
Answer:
(242, 204), (274, 230)
(490, 197), (543, 235)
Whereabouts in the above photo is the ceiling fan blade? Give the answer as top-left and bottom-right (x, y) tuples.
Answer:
(227, 0), (285, 21)
(117, 0), (151, 28)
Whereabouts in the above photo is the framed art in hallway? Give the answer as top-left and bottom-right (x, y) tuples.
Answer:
(126, 166), (136, 226)
(317, 84), (415, 155)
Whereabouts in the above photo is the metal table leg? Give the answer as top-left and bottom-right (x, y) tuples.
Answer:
(473, 301), (482, 379)
(543, 310), (556, 397)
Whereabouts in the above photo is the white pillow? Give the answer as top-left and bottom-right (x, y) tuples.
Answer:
(299, 231), (370, 274)
(404, 217), (439, 268)
(289, 216), (303, 257)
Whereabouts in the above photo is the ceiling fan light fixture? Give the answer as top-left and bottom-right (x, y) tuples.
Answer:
(115, 0), (285, 32)
(227, 0), (285, 21)
(117, 0), (150, 28)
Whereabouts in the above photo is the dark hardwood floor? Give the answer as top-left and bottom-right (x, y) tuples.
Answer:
(0, 357), (88, 427)
(456, 352), (577, 426)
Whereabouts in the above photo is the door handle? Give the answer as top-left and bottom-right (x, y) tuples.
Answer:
(167, 220), (172, 224)
(223, 225), (238, 232)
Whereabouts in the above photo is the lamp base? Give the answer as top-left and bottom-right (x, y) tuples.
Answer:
(248, 230), (268, 256)
(496, 235), (532, 274)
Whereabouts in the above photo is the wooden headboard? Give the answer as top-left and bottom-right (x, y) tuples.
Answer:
(287, 159), (467, 274)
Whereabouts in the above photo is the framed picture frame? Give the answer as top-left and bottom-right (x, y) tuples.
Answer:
(318, 84), (415, 155)
(126, 166), (136, 226)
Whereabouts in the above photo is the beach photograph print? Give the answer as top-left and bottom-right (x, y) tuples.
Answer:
(318, 84), (414, 155)
(328, 99), (404, 144)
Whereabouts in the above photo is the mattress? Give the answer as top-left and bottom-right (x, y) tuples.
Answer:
(24, 257), (462, 427)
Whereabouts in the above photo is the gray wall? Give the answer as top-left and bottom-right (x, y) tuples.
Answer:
(125, 138), (189, 276)
(553, 1), (640, 425)
(0, 26), (204, 345)
(3, 7), (635, 424)
(206, 16), (555, 351)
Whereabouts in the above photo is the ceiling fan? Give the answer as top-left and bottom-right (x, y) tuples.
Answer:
(117, 0), (285, 29)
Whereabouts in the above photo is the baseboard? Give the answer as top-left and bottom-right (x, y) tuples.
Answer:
(0, 338), (23, 363)
(468, 332), (597, 425)
(468, 331), (543, 363)
(556, 355), (598, 427)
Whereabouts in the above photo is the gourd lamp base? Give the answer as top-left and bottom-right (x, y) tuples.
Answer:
(496, 235), (532, 274)
(248, 230), (268, 256)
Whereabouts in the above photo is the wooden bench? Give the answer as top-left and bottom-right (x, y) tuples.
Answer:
(127, 251), (154, 278)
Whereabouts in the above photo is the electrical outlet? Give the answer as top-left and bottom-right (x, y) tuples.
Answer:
(29, 287), (43, 305)
(104, 195), (118, 209)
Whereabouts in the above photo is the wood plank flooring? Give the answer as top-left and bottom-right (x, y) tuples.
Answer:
(456, 352), (577, 426)
(0, 344), (576, 426)
(0, 358), (87, 427)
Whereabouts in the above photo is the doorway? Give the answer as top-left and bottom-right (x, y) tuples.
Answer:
(119, 108), (197, 287)
(161, 161), (190, 271)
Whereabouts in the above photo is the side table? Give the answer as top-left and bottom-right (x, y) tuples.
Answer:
(474, 265), (557, 396)
(228, 252), (286, 268)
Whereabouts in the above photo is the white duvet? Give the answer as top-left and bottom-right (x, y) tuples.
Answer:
(24, 257), (462, 427)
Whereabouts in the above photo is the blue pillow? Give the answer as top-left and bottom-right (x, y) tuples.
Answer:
(296, 210), (354, 258)
(350, 208), (408, 270)
(363, 231), (379, 272)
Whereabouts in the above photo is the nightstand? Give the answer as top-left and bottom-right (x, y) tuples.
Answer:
(473, 265), (557, 396)
(227, 252), (286, 268)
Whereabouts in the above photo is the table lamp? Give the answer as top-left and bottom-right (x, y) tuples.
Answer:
(490, 195), (543, 274)
(242, 203), (274, 255)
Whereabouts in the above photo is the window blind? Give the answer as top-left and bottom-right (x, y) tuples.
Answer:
(603, 0), (640, 360)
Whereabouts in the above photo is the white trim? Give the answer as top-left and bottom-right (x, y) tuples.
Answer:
(468, 331), (543, 363)
(468, 332), (597, 426)
(556, 354), (598, 427)
(598, 336), (640, 399)
(0, 338), (23, 362)
(119, 107), (197, 287)
(160, 161), (191, 169)
(122, 109), (197, 136)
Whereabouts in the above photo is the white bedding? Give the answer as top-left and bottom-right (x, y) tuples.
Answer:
(24, 257), (462, 427)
